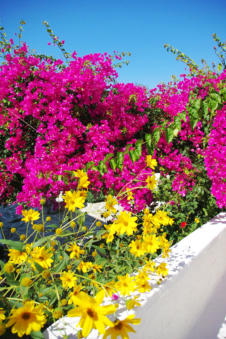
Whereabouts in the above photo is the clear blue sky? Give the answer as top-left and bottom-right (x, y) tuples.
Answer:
(1, 0), (225, 89)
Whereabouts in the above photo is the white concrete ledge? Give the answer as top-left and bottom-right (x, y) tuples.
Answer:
(44, 212), (226, 339)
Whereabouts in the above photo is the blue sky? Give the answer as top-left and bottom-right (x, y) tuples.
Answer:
(1, 0), (225, 89)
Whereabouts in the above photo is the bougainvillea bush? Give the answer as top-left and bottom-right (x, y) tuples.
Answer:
(0, 37), (154, 213)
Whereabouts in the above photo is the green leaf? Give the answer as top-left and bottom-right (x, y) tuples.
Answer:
(0, 260), (4, 269)
(33, 235), (53, 247)
(220, 87), (226, 101)
(98, 161), (107, 175)
(189, 115), (199, 130)
(93, 245), (107, 257)
(54, 252), (69, 273)
(103, 153), (114, 163)
(30, 331), (44, 339)
(0, 239), (24, 251)
(91, 166), (98, 172)
(174, 116), (181, 130)
(133, 150), (141, 162)
(145, 133), (153, 154)
(208, 98), (219, 113)
(152, 128), (161, 145)
(109, 159), (117, 170)
(34, 262), (44, 273)
(116, 152), (124, 171)
(202, 100), (209, 118)
(165, 125), (175, 143)
(135, 139), (143, 157)
(188, 106), (199, 129)
(179, 111), (187, 122)
(77, 213), (86, 228)
(209, 92), (221, 104)
(95, 256), (107, 265)
(85, 161), (94, 170)
(193, 98), (201, 111)
(125, 143), (133, 153)
(95, 230), (106, 239)
(129, 150), (136, 163)
(4, 276), (20, 287)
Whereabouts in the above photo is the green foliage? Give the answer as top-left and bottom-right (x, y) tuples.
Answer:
(154, 174), (221, 245)
(164, 33), (226, 75)
(42, 21), (71, 62)
(212, 33), (226, 71)
(0, 239), (24, 251)
(164, 43), (199, 74)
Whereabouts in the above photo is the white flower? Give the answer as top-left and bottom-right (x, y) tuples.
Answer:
(56, 191), (63, 203)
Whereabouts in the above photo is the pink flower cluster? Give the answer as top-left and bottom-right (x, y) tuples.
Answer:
(150, 71), (226, 205)
(204, 105), (226, 208)
(0, 44), (151, 211)
(0, 42), (225, 212)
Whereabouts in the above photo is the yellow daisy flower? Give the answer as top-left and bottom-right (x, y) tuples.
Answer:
(8, 249), (27, 265)
(105, 195), (118, 214)
(67, 290), (117, 337)
(129, 240), (145, 257)
(68, 283), (83, 305)
(113, 211), (137, 236)
(52, 309), (63, 320)
(115, 274), (136, 296)
(103, 314), (141, 339)
(63, 190), (86, 211)
(4, 262), (15, 273)
(60, 271), (77, 289)
(143, 234), (160, 254)
(126, 188), (134, 201)
(21, 209), (40, 224)
(73, 170), (90, 189)
(146, 175), (157, 190)
(67, 243), (85, 259)
(126, 296), (141, 310)
(146, 155), (157, 169)
(77, 261), (93, 273)
(32, 224), (44, 232)
(6, 301), (46, 337)
(30, 246), (53, 269)
(20, 277), (33, 287)
(156, 263), (168, 277)
(135, 278), (152, 293)
(143, 259), (156, 273)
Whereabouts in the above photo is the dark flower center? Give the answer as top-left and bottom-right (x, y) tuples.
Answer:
(87, 308), (97, 319)
(22, 312), (31, 320)
(115, 321), (123, 330)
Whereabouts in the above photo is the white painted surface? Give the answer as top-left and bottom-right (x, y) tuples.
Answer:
(129, 212), (226, 339)
(44, 212), (226, 339)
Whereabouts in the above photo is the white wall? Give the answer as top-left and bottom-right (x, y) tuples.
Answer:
(130, 212), (226, 339)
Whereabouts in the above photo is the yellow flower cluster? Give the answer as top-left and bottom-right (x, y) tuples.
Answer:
(5, 301), (46, 337)
(104, 194), (118, 217)
(103, 210), (138, 243)
(63, 190), (87, 211)
(67, 242), (85, 259)
(146, 155), (158, 169)
(73, 169), (90, 189)
(0, 168), (174, 339)
(21, 209), (40, 224)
